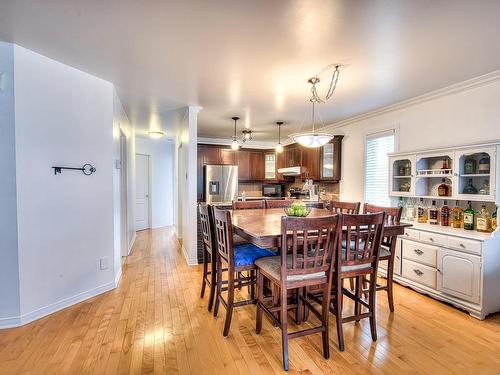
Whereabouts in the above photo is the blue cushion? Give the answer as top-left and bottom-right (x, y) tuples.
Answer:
(234, 243), (275, 267)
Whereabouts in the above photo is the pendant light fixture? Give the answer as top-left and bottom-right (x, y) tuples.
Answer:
(291, 100), (333, 148)
(241, 129), (253, 142)
(275, 121), (284, 153)
(231, 116), (240, 150)
(290, 65), (340, 148)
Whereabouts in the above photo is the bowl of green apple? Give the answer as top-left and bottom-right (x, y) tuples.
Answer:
(284, 202), (311, 217)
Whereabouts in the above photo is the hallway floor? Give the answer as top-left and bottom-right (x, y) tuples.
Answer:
(0, 227), (499, 374)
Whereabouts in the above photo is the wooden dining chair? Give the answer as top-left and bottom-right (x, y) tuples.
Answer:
(308, 212), (386, 351)
(255, 215), (341, 371)
(212, 208), (275, 336)
(326, 200), (361, 214)
(265, 199), (294, 209)
(363, 203), (402, 312)
(198, 203), (217, 311)
(232, 200), (265, 209)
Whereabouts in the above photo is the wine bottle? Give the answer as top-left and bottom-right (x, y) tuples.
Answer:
(464, 201), (475, 230)
(451, 200), (463, 229)
(428, 200), (438, 225)
(441, 200), (450, 226)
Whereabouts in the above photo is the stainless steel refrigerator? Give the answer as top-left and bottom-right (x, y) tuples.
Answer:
(204, 165), (238, 203)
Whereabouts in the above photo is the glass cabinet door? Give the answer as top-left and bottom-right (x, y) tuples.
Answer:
(264, 153), (276, 179)
(454, 146), (496, 202)
(321, 142), (334, 179)
(414, 151), (454, 198)
(389, 155), (415, 196)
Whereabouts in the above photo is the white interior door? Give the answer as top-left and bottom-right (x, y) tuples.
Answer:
(135, 154), (150, 231)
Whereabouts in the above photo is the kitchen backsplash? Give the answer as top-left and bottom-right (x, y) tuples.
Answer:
(238, 179), (339, 200)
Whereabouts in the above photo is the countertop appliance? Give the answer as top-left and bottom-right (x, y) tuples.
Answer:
(289, 180), (319, 201)
(205, 165), (238, 203)
(262, 183), (284, 197)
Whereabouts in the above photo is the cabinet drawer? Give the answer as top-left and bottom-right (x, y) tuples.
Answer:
(402, 228), (420, 241)
(402, 259), (437, 289)
(420, 232), (447, 247)
(402, 240), (438, 267)
(447, 237), (482, 255)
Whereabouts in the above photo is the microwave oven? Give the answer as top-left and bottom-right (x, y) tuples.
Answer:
(262, 184), (284, 197)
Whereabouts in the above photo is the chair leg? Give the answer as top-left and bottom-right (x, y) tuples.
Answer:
(256, 271), (264, 334)
(386, 257), (395, 312)
(213, 257), (223, 318)
(223, 271), (235, 337)
(280, 286), (289, 371)
(207, 256), (216, 312)
(335, 276), (345, 351)
(295, 288), (303, 325)
(368, 274), (378, 342)
(355, 276), (363, 322)
(200, 255), (208, 298)
(272, 285), (279, 327)
(321, 283), (330, 360)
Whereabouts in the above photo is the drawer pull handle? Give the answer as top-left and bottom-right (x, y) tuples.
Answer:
(429, 238), (434, 242)
(460, 243), (466, 248)
(413, 269), (424, 276)
(414, 249), (424, 255)
(405, 233), (410, 236)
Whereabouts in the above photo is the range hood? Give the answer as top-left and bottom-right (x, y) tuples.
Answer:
(277, 166), (302, 176)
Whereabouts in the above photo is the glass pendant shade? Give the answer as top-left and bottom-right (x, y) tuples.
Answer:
(231, 138), (239, 150)
(292, 133), (333, 148)
(275, 143), (283, 153)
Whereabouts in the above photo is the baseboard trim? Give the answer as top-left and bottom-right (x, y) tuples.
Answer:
(114, 267), (122, 287)
(179, 240), (198, 266)
(128, 232), (137, 255)
(0, 280), (118, 330)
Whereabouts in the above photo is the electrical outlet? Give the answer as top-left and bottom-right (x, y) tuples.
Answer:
(100, 257), (109, 270)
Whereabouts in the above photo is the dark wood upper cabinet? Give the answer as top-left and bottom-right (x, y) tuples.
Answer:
(203, 146), (222, 164)
(301, 147), (320, 180)
(276, 149), (286, 181)
(221, 148), (238, 165)
(320, 136), (343, 181)
(284, 145), (302, 167)
(238, 149), (264, 181)
(237, 150), (250, 181)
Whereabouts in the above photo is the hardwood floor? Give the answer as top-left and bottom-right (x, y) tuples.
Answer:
(1, 226), (499, 374)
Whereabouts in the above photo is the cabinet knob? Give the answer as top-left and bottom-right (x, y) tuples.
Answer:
(413, 269), (424, 276)
(460, 243), (466, 248)
(414, 249), (424, 255)
(429, 237), (434, 242)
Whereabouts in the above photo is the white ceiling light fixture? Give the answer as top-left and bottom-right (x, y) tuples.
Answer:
(231, 116), (240, 150)
(148, 130), (164, 139)
(275, 121), (284, 153)
(290, 65), (341, 148)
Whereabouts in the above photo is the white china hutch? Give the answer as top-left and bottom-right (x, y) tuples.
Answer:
(384, 142), (500, 319)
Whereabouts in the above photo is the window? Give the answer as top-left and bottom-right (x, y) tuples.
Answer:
(365, 131), (395, 206)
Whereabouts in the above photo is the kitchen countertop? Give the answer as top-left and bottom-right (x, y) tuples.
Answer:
(401, 220), (495, 241)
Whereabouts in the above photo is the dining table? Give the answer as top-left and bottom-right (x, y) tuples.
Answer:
(230, 207), (412, 249)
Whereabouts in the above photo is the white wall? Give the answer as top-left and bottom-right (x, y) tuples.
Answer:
(327, 74), (500, 203)
(12, 45), (119, 322)
(0, 42), (20, 322)
(135, 137), (175, 228)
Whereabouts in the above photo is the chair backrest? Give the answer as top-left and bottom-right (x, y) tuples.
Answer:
(265, 199), (294, 209)
(280, 215), (340, 280)
(327, 200), (361, 214)
(339, 212), (386, 270)
(198, 203), (215, 257)
(363, 203), (402, 224)
(363, 203), (402, 251)
(213, 207), (235, 265)
(232, 200), (265, 210)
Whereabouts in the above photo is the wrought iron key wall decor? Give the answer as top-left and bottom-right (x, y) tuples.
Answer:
(52, 163), (96, 175)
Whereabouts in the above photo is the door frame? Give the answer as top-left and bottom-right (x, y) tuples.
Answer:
(120, 129), (129, 256)
(136, 152), (152, 231)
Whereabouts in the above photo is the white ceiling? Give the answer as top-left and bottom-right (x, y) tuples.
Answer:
(1, 0), (500, 142)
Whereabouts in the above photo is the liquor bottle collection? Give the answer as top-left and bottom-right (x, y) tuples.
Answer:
(404, 197), (497, 233)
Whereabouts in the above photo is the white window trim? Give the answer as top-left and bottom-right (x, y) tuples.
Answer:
(364, 127), (397, 206)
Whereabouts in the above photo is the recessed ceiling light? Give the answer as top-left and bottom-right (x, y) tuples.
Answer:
(148, 131), (164, 139)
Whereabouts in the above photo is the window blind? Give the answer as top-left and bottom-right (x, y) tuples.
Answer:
(365, 131), (395, 206)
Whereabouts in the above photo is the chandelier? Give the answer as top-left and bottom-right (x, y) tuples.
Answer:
(290, 65), (340, 148)
(241, 129), (253, 142)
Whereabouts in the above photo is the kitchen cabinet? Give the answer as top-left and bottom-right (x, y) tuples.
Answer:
(389, 154), (416, 197)
(301, 147), (320, 180)
(237, 149), (263, 181)
(276, 150), (286, 181)
(320, 136), (343, 181)
(203, 146), (222, 165)
(264, 153), (276, 180)
(437, 248), (480, 304)
(284, 145), (302, 167)
(221, 148), (238, 165)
